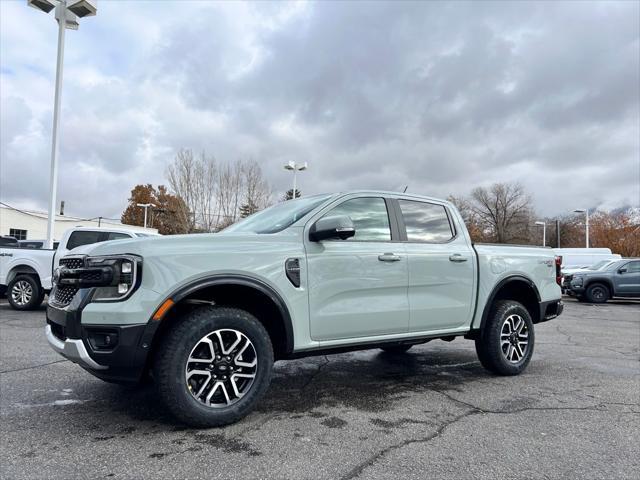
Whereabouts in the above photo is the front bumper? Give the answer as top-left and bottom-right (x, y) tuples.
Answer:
(45, 325), (107, 370)
(46, 288), (149, 383)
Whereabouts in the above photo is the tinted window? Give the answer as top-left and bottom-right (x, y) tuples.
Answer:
(107, 232), (131, 241)
(399, 200), (454, 243)
(66, 231), (103, 250)
(625, 261), (640, 273)
(325, 197), (391, 241)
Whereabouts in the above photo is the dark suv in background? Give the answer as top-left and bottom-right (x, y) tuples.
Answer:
(565, 259), (640, 303)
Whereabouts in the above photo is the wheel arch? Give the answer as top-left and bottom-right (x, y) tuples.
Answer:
(7, 264), (42, 286)
(479, 275), (541, 331)
(145, 275), (294, 364)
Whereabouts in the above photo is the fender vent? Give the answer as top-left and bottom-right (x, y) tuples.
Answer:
(285, 258), (301, 288)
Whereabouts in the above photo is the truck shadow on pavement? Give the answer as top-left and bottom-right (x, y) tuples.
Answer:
(99, 344), (487, 427)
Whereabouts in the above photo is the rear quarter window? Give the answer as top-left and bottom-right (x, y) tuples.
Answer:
(66, 231), (103, 250)
(399, 200), (454, 243)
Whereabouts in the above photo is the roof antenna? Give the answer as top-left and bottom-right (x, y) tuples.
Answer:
(403, 185), (408, 193)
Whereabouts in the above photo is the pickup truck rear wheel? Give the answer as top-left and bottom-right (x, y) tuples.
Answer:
(475, 300), (534, 376)
(7, 275), (43, 311)
(154, 305), (274, 427)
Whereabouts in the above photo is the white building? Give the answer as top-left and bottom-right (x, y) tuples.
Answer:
(0, 204), (158, 240)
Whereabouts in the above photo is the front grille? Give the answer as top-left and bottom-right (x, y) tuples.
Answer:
(60, 257), (84, 269)
(52, 285), (79, 306)
(81, 270), (103, 282)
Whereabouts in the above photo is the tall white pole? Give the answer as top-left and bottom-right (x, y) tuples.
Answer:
(542, 223), (546, 247)
(143, 206), (148, 229)
(45, 3), (67, 249)
(292, 168), (297, 199)
(585, 210), (589, 248)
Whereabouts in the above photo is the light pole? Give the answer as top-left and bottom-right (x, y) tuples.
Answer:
(137, 203), (155, 229)
(534, 221), (546, 247)
(27, 0), (98, 249)
(573, 208), (589, 248)
(284, 161), (308, 199)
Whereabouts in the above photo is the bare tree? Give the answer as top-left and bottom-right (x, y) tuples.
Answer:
(167, 149), (217, 232)
(167, 151), (273, 232)
(468, 182), (533, 243)
(240, 159), (272, 218)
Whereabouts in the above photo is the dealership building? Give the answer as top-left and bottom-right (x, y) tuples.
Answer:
(0, 204), (158, 241)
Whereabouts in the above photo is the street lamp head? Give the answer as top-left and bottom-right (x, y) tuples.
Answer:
(284, 161), (295, 171)
(27, 0), (57, 14)
(298, 162), (308, 171)
(574, 209), (586, 214)
(535, 221), (545, 226)
(67, 0), (97, 18)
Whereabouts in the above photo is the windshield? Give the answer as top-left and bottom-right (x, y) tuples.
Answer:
(588, 260), (611, 270)
(224, 194), (333, 234)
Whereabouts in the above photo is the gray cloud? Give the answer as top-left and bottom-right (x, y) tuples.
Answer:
(1, 0), (638, 220)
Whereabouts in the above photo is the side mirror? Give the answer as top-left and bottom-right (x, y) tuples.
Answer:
(618, 267), (627, 274)
(309, 215), (355, 242)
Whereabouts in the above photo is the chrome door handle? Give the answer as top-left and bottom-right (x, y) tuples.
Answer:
(449, 254), (467, 263)
(0, 253), (13, 257)
(378, 253), (401, 262)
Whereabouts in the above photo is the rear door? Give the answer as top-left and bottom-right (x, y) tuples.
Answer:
(396, 199), (475, 332)
(614, 261), (640, 296)
(306, 196), (409, 341)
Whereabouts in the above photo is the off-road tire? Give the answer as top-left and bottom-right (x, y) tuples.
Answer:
(380, 344), (413, 354)
(585, 283), (609, 304)
(7, 275), (43, 311)
(475, 300), (535, 376)
(154, 306), (274, 427)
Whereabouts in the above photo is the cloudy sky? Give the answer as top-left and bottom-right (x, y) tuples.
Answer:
(1, 0), (638, 220)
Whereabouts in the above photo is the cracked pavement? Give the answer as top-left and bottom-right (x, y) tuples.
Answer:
(1, 298), (639, 479)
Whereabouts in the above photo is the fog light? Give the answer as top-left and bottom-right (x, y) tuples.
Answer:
(87, 330), (119, 351)
(118, 283), (129, 294)
(121, 262), (132, 274)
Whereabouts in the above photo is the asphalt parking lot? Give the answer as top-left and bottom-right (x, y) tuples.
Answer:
(1, 298), (638, 480)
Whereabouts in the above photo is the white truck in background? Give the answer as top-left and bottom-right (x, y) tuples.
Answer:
(553, 248), (621, 272)
(0, 227), (157, 310)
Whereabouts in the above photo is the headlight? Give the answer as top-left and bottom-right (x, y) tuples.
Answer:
(85, 255), (142, 301)
(571, 276), (583, 286)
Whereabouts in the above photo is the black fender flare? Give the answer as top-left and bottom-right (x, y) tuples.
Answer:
(141, 274), (294, 356)
(478, 275), (541, 332)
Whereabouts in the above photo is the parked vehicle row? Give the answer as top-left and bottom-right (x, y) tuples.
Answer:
(0, 227), (157, 310)
(45, 190), (563, 427)
(563, 258), (640, 303)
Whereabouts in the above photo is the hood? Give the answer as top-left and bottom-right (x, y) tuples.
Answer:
(64, 230), (301, 258)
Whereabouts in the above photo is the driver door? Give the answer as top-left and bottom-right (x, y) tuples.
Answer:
(305, 196), (409, 341)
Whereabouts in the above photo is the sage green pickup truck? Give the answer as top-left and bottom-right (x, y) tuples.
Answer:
(46, 191), (563, 426)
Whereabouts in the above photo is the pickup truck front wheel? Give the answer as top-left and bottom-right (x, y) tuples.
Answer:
(475, 300), (534, 376)
(7, 275), (44, 311)
(154, 306), (274, 427)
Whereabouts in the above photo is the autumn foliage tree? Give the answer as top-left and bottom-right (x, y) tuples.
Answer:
(121, 184), (189, 235)
(590, 211), (640, 257)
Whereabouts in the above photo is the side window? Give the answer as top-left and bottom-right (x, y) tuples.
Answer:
(66, 231), (103, 250)
(107, 232), (131, 241)
(398, 200), (454, 243)
(325, 197), (391, 241)
(625, 261), (640, 273)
